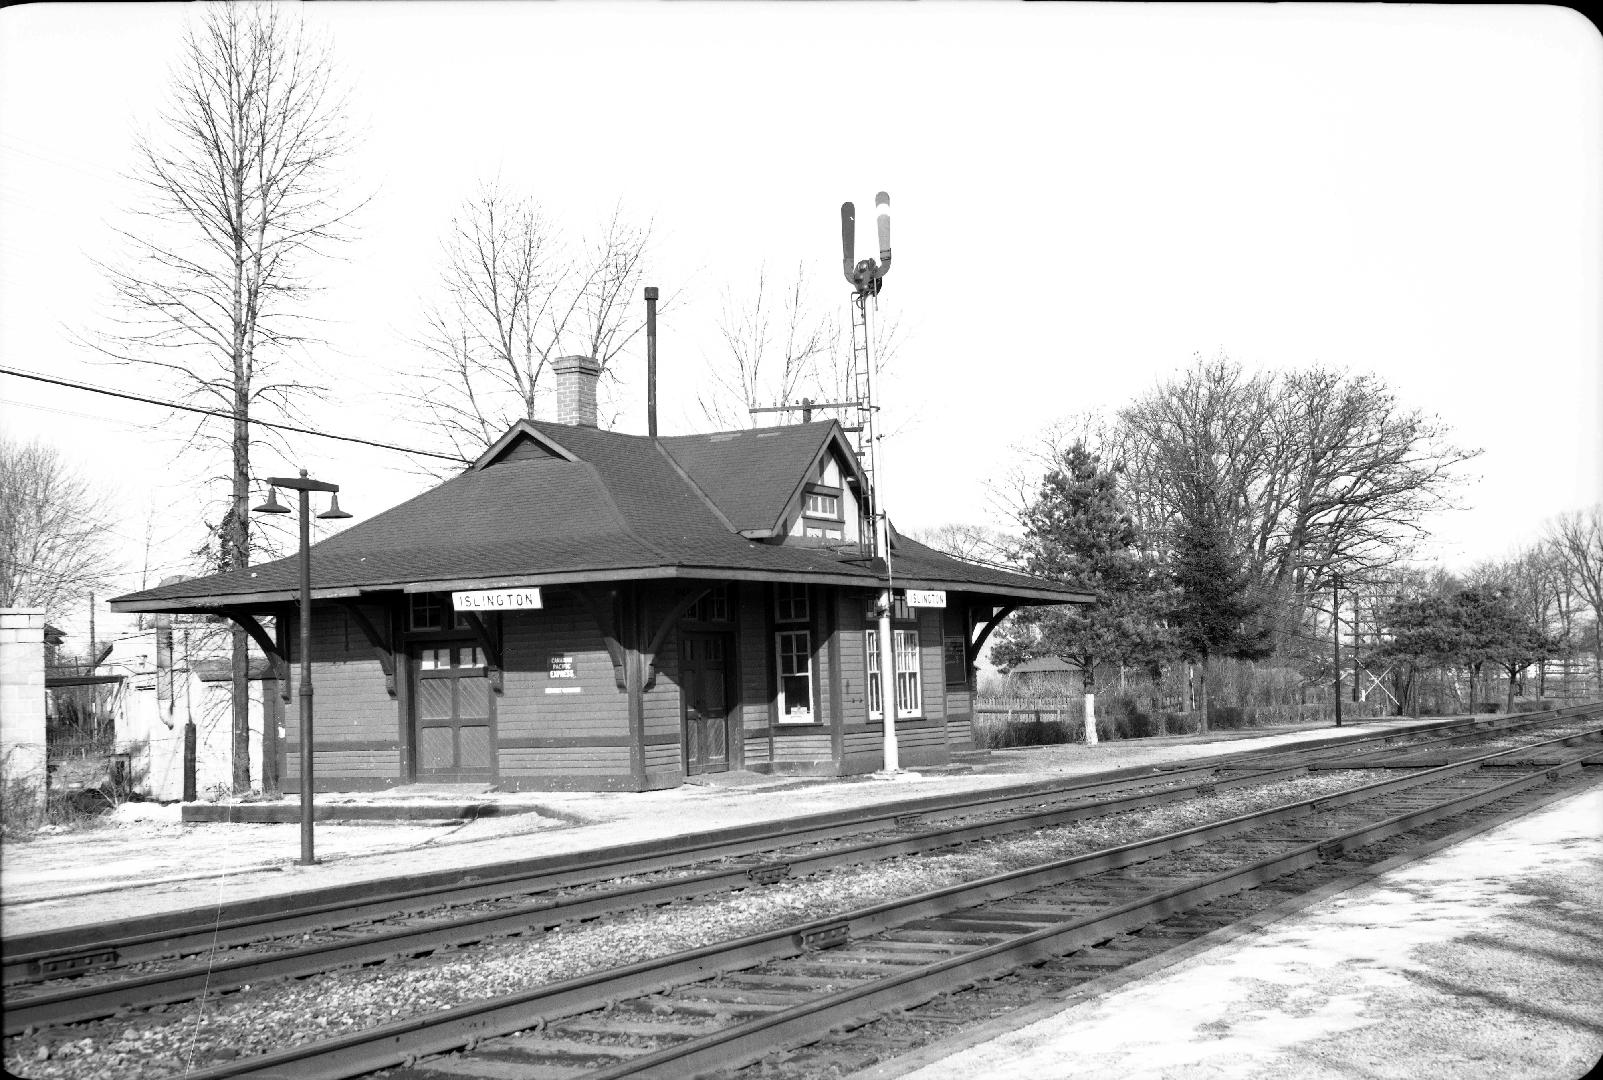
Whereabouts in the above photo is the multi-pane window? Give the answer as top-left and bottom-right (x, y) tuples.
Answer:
(417, 645), (481, 670)
(866, 629), (921, 718)
(775, 582), (809, 623)
(804, 525), (843, 540)
(409, 593), (445, 632)
(776, 630), (814, 722)
(803, 490), (840, 519)
(410, 593), (473, 631)
(864, 596), (912, 622)
(687, 584), (730, 622)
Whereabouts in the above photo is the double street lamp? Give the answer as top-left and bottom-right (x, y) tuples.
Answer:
(253, 470), (351, 866)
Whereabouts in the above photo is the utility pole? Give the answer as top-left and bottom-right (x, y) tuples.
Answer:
(1351, 589), (1362, 704)
(1333, 575), (1343, 727)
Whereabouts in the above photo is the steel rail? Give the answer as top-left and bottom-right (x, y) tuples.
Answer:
(0, 763), (1221, 983)
(154, 728), (1599, 1080)
(2, 761), (1319, 1031)
(10, 703), (1590, 986)
(584, 757), (1602, 1080)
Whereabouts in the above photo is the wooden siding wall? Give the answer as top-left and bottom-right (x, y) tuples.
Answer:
(496, 589), (636, 790)
(830, 593), (951, 775)
(283, 603), (399, 792)
(276, 585), (973, 794)
(943, 605), (976, 750)
(737, 585), (773, 767)
(640, 586), (686, 790)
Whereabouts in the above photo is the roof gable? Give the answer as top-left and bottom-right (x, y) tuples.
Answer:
(658, 420), (867, 537)
(474, 420), (578, 468)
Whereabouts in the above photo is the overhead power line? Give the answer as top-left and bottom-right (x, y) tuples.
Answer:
(0, 364), (470, 464)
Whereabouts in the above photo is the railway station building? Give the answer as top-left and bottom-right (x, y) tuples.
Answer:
(110, 358), (1090, 792)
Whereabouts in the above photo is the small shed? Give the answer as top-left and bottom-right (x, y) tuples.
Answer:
(1006, 656), (1081, 693)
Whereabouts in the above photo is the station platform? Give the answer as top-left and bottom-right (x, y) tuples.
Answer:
(1, 714), (1599, 1079)
(1, 717), (1427, 934)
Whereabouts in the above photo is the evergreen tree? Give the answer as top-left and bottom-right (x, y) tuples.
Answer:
(990, 444), (1170, 741)
(1168, 510), (1272, 726)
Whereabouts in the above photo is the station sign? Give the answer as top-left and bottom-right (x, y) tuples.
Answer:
(904, 589), (947, 608)
(452, 587), (543, 612)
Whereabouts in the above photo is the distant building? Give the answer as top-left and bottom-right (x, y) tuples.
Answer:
(113, 357), (1089, 792)
(1005, 656), (1081, 693)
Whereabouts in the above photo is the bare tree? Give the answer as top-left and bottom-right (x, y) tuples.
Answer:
(406, 183), (661, 458)
(1114, 356), (1477, 639)
(699, 262), (900, 431)
(88, 1), (361, 793)
(1546, 506), (1603, 688)
(906, 523), (1017, 567)
(989, 412), (1123, 536)
(698, 261), (837, 429)
(0, 438), (120, 620)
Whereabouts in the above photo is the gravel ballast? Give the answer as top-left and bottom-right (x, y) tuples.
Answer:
(2, 772), (1375, 1079)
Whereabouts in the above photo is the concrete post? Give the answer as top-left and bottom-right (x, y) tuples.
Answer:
(1, 609), (49, 816)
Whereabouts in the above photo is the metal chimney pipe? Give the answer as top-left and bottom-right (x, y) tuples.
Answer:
(645, 286), (659, 437)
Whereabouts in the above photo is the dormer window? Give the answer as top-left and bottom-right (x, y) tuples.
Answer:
(803, 489), (840, 519)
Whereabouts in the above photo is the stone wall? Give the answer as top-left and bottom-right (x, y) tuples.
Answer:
(0, 609), (48, 811)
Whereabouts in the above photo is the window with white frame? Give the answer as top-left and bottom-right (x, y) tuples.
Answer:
(776, 629), (815, 722)
(803, 489), (840, 519)
(866, 628), (922, 718)
(775, 582), (809, 623)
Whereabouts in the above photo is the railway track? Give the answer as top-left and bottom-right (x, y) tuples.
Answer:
(4, 708), (1597, 1079)
(6, 708), (1596, 1039)
(6, 703), (1590, 995)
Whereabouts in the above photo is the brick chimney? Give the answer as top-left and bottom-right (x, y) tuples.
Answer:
(552, 355), (601, 427)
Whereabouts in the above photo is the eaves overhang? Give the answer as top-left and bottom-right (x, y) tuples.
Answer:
(109, 565), (1093, 614)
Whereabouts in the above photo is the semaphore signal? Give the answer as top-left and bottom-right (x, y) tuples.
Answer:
(841, 191), (902, 772)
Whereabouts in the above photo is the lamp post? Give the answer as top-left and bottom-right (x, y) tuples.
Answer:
(253, 469), (351, 865)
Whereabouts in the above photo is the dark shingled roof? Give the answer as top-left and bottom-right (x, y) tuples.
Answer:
(111, 420), (1090, 612)
(656, 421), (847, 534)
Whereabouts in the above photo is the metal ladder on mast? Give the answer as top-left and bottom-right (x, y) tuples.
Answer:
(848, 292), (879, 554)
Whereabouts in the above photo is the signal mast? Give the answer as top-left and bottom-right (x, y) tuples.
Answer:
(841, 192), (902, 772)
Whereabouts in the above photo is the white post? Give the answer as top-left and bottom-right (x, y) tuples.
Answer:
(1083, 691), (1098, 746)
(862, 291), (900, 774)
(878, 591), (899, 772)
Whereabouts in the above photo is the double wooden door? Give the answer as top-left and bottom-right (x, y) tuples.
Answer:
(412, 642), (494, 781)
(680, 632), (732, 775)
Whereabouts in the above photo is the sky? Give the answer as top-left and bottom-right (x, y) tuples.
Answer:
(2, 2), (1600, 649)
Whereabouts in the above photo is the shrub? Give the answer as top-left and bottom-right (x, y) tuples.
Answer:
(1, 769), (43, 840)
(970, 714), (1073, 749)
(1208, 705), (1247, 730)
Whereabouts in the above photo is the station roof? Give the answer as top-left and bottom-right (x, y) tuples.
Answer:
(111, 419), (1092, 614)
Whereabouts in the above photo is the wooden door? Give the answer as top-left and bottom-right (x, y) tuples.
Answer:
(680, 632), (732, 775)
(412, 642), (494, 781)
